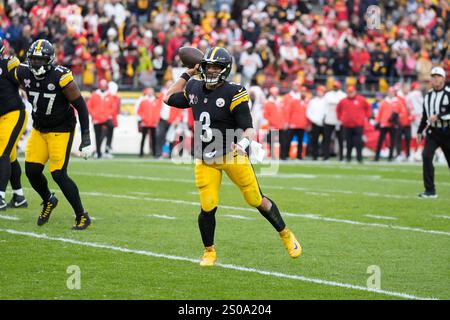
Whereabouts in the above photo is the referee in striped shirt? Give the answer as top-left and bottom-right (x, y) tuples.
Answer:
(417, 67), (450, 198)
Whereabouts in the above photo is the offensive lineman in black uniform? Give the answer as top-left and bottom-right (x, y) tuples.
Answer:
(13, 39), (92, 230)
(0, 37), (28, 210)
(165, 47), (302, 266)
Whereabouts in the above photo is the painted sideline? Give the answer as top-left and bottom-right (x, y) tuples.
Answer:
(0, 228), (438, 300)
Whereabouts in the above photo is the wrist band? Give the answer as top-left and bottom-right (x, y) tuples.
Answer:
(237, 138), (250, 149)
(180, 72), (191, 81)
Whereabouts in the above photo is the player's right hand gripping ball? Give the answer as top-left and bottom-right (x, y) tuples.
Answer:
(178, 47), (203, 69)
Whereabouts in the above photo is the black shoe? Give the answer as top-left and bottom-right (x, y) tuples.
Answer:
(37, 193), (58, 226)
(7, 194), (28, 208)
(418, 191), (438, 199)
(0, 197), (6, 211)
(72, 212), (91, 230)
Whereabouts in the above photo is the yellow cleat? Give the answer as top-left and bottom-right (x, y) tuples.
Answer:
(279, 228), (302, 258)
(200, 246), (217, 267)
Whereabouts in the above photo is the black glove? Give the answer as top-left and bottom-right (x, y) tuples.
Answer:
(79, 131), (91, 151)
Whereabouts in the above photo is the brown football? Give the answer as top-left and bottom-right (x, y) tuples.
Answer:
(178, 46), (203, 68)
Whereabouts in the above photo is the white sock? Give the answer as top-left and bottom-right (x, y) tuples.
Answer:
(0, 191), (5, 199)
(13, 189), (24, 196)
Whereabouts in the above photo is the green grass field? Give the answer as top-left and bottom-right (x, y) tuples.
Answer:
(0, 157), (449, 300)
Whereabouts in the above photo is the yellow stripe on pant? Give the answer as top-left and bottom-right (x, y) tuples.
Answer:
(0, 110), (28, 162)
(25, 129), (74, 172)
(195, 153), (263, 212)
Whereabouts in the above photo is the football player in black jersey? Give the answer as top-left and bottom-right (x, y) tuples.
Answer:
(165, 46), (302, 266)
(13, 39), (92, 230)
(0, 37), (28, 210)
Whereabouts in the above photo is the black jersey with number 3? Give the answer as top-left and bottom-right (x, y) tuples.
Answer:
(184, 79), (253, 159)
(15, 64), (76, 132)
(0, 56), (24, 116)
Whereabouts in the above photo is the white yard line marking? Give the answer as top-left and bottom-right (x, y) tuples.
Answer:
(434, 215), (450, 220)
(0, 228), (437, 300)
(73, 171), (450, 201)
(221, 215), (255, 220)
(147, 214), (177, 220)
(80, 192), (450, 237)
(72, 172), (193, 184)
(128, 191), (154, 196)
(305, 192), (330, 196)
(364, 215), (398, 221)
(260, 173), (318, 179)
(0, 214), (20, 221)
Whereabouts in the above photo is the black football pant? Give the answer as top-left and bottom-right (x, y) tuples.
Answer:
(309, 124), (324, 160)
(395, 125), (411, 158)
(267, 129), (288, 160)
(155, 119), (170, 158)
(94, 122), (107, 158)
(422, 128), (450, 193)
(323, 124), (344, 160)
(343, 126), (364, 162)
(105, 120), (114, 152)
(140, 127), (157, 157)
(286, 128), (305, 159)
(375, 127), (396, 161)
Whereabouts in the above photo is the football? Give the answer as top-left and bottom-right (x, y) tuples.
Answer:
(178, 46), (203, 68)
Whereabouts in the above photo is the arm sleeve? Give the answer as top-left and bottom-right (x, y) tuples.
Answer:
(438, 92), (450, 121)
(167, 92), (191, 109)
(71, 96), (90, 133)
(417, 100), (428, 134)
(232, 102), (253, 130)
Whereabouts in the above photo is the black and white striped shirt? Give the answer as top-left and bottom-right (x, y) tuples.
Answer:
(418, 85), (450, 133)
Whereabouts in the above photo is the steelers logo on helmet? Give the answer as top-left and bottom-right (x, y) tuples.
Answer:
(200, 47), (232, 86)
(27, 39), (56, 78)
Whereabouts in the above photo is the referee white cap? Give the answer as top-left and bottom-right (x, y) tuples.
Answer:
(430, 66), (446, 78)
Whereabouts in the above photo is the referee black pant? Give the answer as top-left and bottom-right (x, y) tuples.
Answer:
(422, 128), (450, 193)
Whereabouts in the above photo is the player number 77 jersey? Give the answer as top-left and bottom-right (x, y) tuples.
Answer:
(15, 64), (76, 132)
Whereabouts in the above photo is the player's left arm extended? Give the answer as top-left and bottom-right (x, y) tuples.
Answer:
(62, 81), (91, 155)
(63, 81), (90, 134)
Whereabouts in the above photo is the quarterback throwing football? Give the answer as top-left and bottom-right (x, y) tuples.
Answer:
(165, 46), (302, 266)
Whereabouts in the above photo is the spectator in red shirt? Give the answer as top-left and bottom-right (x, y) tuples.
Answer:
(374, 87), (402, 161)
(87, 80), (115, 159)
(284, 80), (310, 160)
(137, 88), (163, 157)
(394, 90), (412, 161)
(337, 86), (372, 163)
(263, 86), (289, 160)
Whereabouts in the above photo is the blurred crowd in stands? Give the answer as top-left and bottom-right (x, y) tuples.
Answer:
(1, 0), (449, 94)
(2, 0), (449, 162)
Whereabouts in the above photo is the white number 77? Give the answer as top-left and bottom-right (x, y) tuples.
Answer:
(29, 91), (56, 115)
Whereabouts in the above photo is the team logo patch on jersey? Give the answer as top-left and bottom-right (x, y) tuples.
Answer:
(216, 98), (225, 108)
(24, 79), (31, 88)
(189, 94), (198, 105)
(36, 83), (40, 88)
(48, 83), (55, 91)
